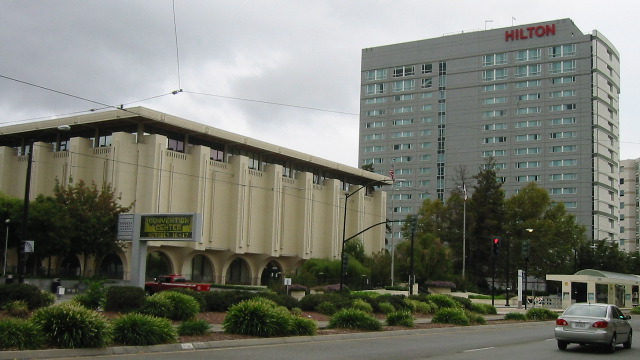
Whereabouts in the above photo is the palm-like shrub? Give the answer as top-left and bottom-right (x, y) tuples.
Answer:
(0, 283), (55, 310)
(178, 319), (211, 336)
(111, 313), (177, 346)
(0, 318), (44, 350)
(223, 298), (294, 337)
(377, 302), (395, 314)
(167, 288), (206, 311)
(289, 316), (317, 336)
(426, 294), (459, 310)
(141, 293), (173, 318)
(466, 311), (487, 325)
(386, 310), (414, 327)
(6, 300), (30, 318)
(328, 308), (381, 331)
(352, 298), (373, 314)
(142, 291), (200, 321)
(431, 308), (470, 326)
(505, 312), (527, 321)
(72, 281), (106, 310)
(104, 286), (146, 313)
(316, 301), (338, 315)
(526, 308), (558, 321)
(31, 303), (112, 349)
(470, 303), (497, 315)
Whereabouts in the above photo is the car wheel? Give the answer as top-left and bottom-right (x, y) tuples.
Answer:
(624, 330), (632, 349)
(557, 340), (568, 350)
(607, 334), (617, 353)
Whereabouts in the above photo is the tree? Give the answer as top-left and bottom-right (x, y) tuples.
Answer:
(27, 195), (73, 275)
(53, 179), (132, 277)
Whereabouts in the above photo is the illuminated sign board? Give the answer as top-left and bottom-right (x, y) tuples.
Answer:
(505, 24), (555, 41)
(140, 214), (196, 240)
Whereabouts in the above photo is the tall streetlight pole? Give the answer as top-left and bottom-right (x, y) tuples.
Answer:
(461, 184), (467, 285)
(18, 125), (70, 283)
(3, 219), (9, 277)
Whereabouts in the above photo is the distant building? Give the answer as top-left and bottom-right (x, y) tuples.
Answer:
(359, 18), (620, 244)
(619, 159), (638, 252)
(0, 107), (389, 284)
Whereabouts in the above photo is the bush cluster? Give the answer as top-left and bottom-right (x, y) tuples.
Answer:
(470, 303), (497, 315)
(431, 308), (470, 326)
(328, 308), (381, 331)
(142, 291), (200, 321)
(72, 281), (107, 310)
(0, 318), (44, 350)
(104, 286), (146, 313)
(166, 288), (206, 311)
(0, 283), (55, 310)
(178, 319), (211, 336)
(504, 312), (527, 321)
(386, 310), (414, 327)
(223, 298), (316, 337)
(525, 307), (558, 321)
(31, 303), (112, 349)
(112, 313), (177, 346)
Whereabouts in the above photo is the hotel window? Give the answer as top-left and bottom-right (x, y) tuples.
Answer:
(549, 159), (577, 167)
(515, 80), (541, 88)
(393, 206), (412, 213)
(550, 187), (577, 194)
(365, 109), (385, 116)
(365, 69), (387, 81)
(483, 136), (507, 144)
(516, 48), (541, 62)
(550, 90), (576, 98)
(396, 168), (413, 175)
(515, 147), (540, 155)
(365, 83), (385, 95)
(392, 156), (412, 163)
(391, 131), (414, 138)
(421, 129), (432, 136)
(564, 202), (577, 208)
(393, 106), (413, 114)
(549, 60), (577, 74)
(551, 145), (577, 152)
(515, 64), (542, 78)
(515, 107), (541, 115)
(363, 158), (383, 165)
(420, 168), (432, 174)
(549, 44), (576, 58)
(550, 117), (576, 125)
(482, 110), (507, 118)
(421, 142), (432, 149)
(482, 68), (507, 81)
(419, 180), (431, 187)
(390, 193), (412, 200)
(482, 97), (507, 105)
(516, 134), (540, 141)
(483, 83), (508, 92)
(514, 120), (541, 128)
(393, 144), (413, 150)
(364, 97), (386, 104)
(550, 104), (576, 112)
(421, 155), (432, 161)
(422, 64), (433, 74)
(421, 78), (433, 89)
(516, 175), (540, 182)
(394, 94), (414, 101)
(393, 65), (415, 77)
(516, 93), (541, 101)
(363, 133), (384, 140)
(392, 119), (414, 126)
(550, 173), (577, 181)
(483, 123), (507, 130)
(422, 92), (433, 99)
(363, 146), (385, 152)
(393, 79), (415, 92)
(482, 53), (508, 66)
(422, 104), (433, 111)
(550, 131), (576, 139)
(365, 121), (384, 128)
(552, 76), (576, 84)
(421, 117), (433, 124)
(516, 161), (540, 168)
(483, 149), (507, 157)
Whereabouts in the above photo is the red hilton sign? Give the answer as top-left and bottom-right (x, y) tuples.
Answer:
(505, 24), (556, 41)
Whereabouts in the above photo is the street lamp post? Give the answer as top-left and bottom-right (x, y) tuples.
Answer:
(18, 125), (70, 283)
(3, 219), (9, 277)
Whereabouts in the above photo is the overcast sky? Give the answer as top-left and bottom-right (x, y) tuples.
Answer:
(1, 1), (638, 167)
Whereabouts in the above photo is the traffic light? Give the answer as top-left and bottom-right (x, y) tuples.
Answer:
(492, 237), (501, 256)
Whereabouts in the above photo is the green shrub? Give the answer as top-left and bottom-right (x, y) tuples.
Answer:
(0, 318), (44, 350)
(352, 298), (373, 314)
(406, 299), (432, 314)
(450, 296), (473, 310)
(466, 311), (487, 325)
(386, 310), (414, 327)
(72, 281), (106, 310)
(31, 303), (111, 349)
(111, 313), (177, 346)
(631, 307), (640, 315)
(289, 316), (317, 336)
(299, 293), (351, 312)
(378, 302), (395, 314)
(372, 294), (409, 312)
(328, 308), (382, 331)
(432, 308), (470, 326)
(178, 318), (211, 336)
(290, 307), (303, 317)
(526, 308), (558, 321)
(104, 286), (146, 313)
(6, 300), (30, 318)
(256, 292), (301, 310)
(504, 312), (527, 321)
(203, 290), (257, 312)
(167, 288), (206, 311)
(223, 298), (294, 337)
(141, 293), (173, 318)
(316, 301), (338, 315)
(426, 294), (459, 310)
(470, 303), (497, 315)
(0, 283), (54, 310)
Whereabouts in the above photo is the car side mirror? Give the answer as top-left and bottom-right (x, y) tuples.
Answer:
(626, 315), (631, 320)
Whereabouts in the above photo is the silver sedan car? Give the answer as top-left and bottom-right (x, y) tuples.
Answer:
(554, 303), (632, 352)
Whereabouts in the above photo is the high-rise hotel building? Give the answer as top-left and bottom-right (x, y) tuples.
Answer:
(359, 19), (620, 244)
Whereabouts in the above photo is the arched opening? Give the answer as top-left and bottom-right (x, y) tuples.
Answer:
(260, 261), (282, 286)
(191, 254), (214, 282)
(25, 255), (45, 277)
(99, 253), (124, 279)
(146, 251), (172, 280)
(226, 258), (251, 285)
(59, 255), (81, 277)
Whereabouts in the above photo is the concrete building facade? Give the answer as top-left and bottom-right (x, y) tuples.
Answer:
(619, 159), (639, 252)
(0, 107), (389, 285)
(359, 18), (620, 244)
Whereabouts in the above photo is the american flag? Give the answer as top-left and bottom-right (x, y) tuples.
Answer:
(389, 165), (395, 181)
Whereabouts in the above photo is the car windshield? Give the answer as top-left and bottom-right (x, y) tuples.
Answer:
(564, 305), (607, 317)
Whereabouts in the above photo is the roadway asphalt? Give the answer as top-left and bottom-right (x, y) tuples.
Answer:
(0, 296), (538, 360)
